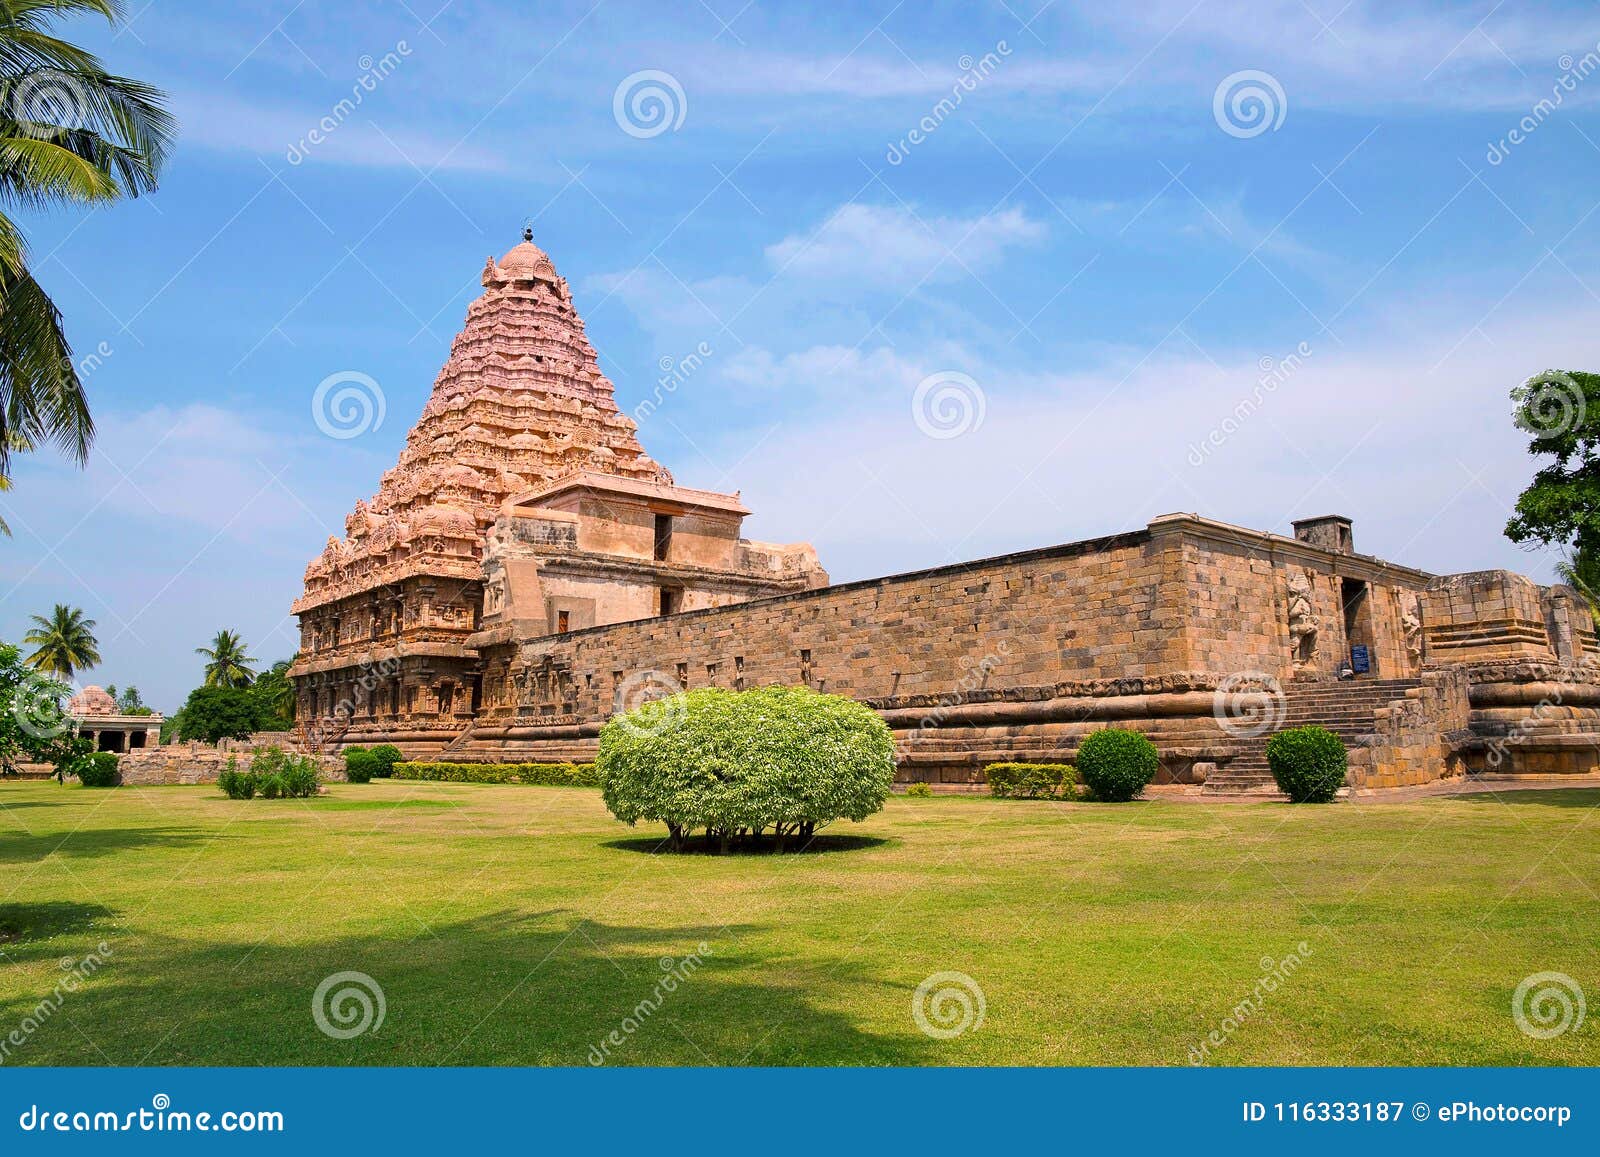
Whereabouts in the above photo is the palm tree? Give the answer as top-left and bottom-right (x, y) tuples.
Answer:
(1557, 541), (1600, 617)
(22, 602), (99, 677)
(196, 629), (256, 688)
(0, 1), (175, 480)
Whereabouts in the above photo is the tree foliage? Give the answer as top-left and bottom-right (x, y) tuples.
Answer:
(0, 0), (176, 482)
(1505, 370), (1600, 561)
(195, 629), (256, 688)
(598, 685), (895, 853)
(21, 602), (98, 677)
(172, 684), (257, 744)
(0, 639), (84, 775)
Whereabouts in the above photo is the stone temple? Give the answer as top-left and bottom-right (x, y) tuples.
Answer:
(290, 232), (1600, 794)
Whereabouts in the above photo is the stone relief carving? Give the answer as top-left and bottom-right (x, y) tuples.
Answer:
(1400, 591), (1423, 668)
(1287, 570), (1320, 669)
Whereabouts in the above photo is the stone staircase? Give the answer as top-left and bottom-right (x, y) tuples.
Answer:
(1203, 678), (1422, 797)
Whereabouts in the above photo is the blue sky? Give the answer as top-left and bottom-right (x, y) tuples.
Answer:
(2, 0), (1599, 709)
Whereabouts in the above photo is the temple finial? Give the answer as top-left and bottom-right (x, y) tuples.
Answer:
(522, 225), (533, 243)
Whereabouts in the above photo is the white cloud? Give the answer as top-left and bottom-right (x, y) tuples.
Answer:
(174, 88), (509, 174)
(764, 203), (1046, 289)
(718, 304), (1591, 587)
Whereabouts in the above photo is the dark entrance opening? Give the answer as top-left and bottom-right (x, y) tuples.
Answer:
(653, 514), (673, 562)
(1341, 578), (1374, 675)
(660, 587), (680, 617)
(97, 730), (125, 753)
(129, 730), (147, 749)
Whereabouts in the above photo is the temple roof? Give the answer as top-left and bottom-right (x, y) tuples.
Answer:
(295, 229), (672, 611)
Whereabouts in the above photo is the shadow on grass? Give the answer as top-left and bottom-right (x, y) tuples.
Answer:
(0, 901), (117, 955)
(0, 827), (222, 864)
(1451, 787), (1600, 809)
(0, 908), (932, 1066)
(602, 832), (891, 856)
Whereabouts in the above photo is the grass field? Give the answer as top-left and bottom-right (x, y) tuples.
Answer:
(1, 779), (1596, 1066)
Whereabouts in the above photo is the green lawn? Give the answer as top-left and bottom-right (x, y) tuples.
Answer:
(1, 779), (1596, 1066)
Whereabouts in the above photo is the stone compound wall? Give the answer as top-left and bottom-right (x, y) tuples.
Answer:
(116, 738), (344, 786)
(461, 514), (1436, 786)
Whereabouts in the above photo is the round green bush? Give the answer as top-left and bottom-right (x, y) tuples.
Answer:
(1075, 728), (1159, 802)
(343, 748), (376, 784)
(904, 782), (934, 798)
(73, 751), (120, 788)
(367, 744), (403, 777)
(1266, 726), (1347, 803)
(598, 685), (895, 852)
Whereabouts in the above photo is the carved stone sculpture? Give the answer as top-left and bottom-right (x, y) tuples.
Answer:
(1287, 571), (1320, 670)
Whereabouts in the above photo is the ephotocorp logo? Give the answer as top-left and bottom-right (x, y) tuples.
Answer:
(311, 970), (386, 1039)
(613, 670), (686, 737)
(312, 370), (385, 439)
(1212, 671), (1286, 738)
(1513, 370), (1586, 442)
(1213, 70), (1287, 139)
(8, 69), (91, 137)
(613, 70), (687, 139)
(912, 371), (986, 440)
(1512, 971), (1585, 1040)
(912, 971), (986, 1040)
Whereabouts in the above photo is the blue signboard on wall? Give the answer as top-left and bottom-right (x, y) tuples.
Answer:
(1351, 645), (1371, 673)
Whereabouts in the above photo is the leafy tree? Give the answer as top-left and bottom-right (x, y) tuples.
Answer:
(248, 658), (295, 728)
(0, 640), (83, 776)
(22, 602), (99, 677)
(196, 629), (256, 688)
(0, 1), (176, 487)
(1556, 542), (1600, 616)
(1505, 370), (1600, 563)
(171, 684), (257, 744)
(599, 685), (895, 853)
(115, 683), (150, 715)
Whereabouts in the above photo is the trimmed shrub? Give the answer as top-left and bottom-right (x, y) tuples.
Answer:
(904, 782), (934, 798)
(344, 748), (377, 784)
(218, 757), (257, 800)
(1075, 729), (1159, 802)
(73, 751), (120, 788)
(985, 762), (1077, 800)
(1266, 726), (1348, 803)
(598, 685), (895, 853)
(392, 761), (599, 786)
(250, 746), (321, 799)
(368, 744), (403, 778)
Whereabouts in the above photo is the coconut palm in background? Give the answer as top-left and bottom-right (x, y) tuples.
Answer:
(0, 0), (175, 492)
(22, 601), (99, 677)
(197, 629), (256, 688)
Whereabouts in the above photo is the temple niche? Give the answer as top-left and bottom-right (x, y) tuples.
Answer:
(289, 231), (826, 752)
